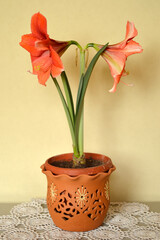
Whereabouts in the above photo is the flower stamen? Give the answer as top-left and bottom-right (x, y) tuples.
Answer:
(121, 81), (133, 87)
(85, 49), (89, 68)
(75, 48), (78, 67)
(34, 65), (41, 71)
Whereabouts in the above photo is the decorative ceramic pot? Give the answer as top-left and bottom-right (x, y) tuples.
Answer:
(41, 152), (115, 232)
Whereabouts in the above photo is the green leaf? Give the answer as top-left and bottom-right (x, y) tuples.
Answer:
(75, 43), (109, 142)
(51, 75), (78, 155)
(61, 71), (75, 123)
(76, 74), (84, 157)
(76, 73), (84, 112)
(80, 43), (109, 105)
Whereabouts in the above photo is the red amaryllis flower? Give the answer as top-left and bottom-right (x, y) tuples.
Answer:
(94, 21), (143, 92)
(20, 12), (70, 85)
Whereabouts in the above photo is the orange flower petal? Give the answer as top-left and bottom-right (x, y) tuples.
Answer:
(51, 65), (63, 78)
(103, 50), (126, 78)
(38, 69), (51, 85)
(32, 51), (52, 74)
(50, 47), (64, 70)
(31, 12), (48, 39)
(122, 40), (143, 57)
(109, 75), (121, 93)
(49, 39), (71, 56)
(20, 34), (43, 56)
(125, 21), (138, 41)
(103, 51), (126, 92)
(35, 39), (50, 51)
(108, 22), (138, 49)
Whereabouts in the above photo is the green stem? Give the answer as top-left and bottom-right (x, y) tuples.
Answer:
(70, 40), (83, 51)
(51, 75), (79, 156)
(84, 43), (94, 50)
(69, 40), (86, 161)
(75, 44), (109, 155)
(78, 49), (85, 158)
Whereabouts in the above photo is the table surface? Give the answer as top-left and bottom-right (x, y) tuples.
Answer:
(0, 201), (159, 240)
(0, 201), (160, 215)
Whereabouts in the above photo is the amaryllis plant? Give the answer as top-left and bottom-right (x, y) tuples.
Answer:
(20, 12), (142, 167)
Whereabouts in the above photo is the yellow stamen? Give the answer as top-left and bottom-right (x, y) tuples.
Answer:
(34, 65), (40, 71)
(75, 48), (78, 66)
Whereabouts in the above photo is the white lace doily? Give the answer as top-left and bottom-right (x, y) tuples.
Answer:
(0, 199), (160, 240)
(10, 201), (43, 217)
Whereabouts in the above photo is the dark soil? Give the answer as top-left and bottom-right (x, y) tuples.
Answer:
(50, 158), (103, 169)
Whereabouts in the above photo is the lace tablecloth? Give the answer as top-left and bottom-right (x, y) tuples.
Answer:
(0, 199), (160, 239)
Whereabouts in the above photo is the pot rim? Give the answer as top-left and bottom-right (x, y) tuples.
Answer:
(43, 152), (115, 177)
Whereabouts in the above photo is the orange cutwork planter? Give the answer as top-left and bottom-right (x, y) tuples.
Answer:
(41, 152), (115, 232)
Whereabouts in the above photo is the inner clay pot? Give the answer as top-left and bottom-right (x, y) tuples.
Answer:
(44, 152), (114, 176)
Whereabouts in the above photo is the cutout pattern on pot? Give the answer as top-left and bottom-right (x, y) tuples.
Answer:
(47, 181), (108, 222)
(75, 185), (89, 208)
(85, 188), (106, 221)
(104, 180), (109, 200)
(54, 189), (80, 221)
(50, 183), (58, 203)
(47, 182), (58, 208)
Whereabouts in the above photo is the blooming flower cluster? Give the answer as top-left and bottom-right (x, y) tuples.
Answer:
(20, 13), (142, 92)
(20, 13), (142, 164)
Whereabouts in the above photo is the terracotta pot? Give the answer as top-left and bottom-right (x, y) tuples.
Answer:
(41, 152), (115, 232)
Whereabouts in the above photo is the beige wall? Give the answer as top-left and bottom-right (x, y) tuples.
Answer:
(0, 0), (160, 203)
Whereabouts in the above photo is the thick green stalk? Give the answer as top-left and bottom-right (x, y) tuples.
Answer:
(70, 40), (83, 52)
(69, 40), (86, 162)
(79, 43), (109, 107)
(76, 74), (84, 111)
(75, 43), (109, 153)
(51, 42), (109, 165)
(77, 49), (85, 159)
(51, 75), (79, 156)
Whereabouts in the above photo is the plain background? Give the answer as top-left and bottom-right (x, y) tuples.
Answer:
(0, 0), (160, 203)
